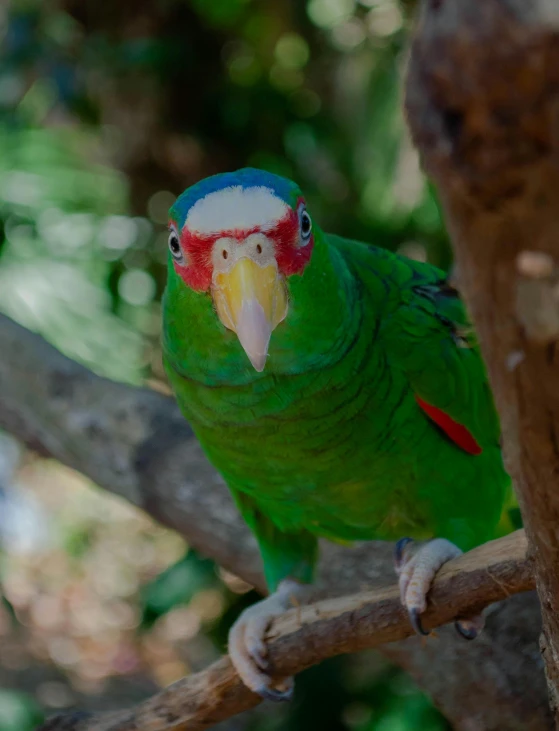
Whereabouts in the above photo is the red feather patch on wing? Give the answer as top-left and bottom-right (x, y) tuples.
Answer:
(415, 396), (482, 455)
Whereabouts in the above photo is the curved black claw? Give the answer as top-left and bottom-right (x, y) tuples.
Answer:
(409, 607), (430, 636)
(256, 682), (294, 703)
(394, 537), (414, 570)
(455, 619), (480, 641)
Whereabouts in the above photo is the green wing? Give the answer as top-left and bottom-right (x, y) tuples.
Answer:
(330, 234), (511, 547)
(329, 232), (501, 448)
(383, 262), (514, 537)
(382, 262), (501, 450)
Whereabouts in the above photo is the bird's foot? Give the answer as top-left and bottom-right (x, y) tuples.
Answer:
(454, 613), (485, 640)
(394, 537), (474, 637)
(228, 579), (306, 701)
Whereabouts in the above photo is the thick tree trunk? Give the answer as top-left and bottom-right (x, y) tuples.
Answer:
(406, 0), (559, 720)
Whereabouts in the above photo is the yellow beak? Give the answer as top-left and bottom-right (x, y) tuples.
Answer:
(212, 258), (288, 371)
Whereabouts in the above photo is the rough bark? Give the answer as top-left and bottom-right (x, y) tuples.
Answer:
(37, 532), (533, 731)
(405, 0), (559, 721)
(0, 313), (552, 730)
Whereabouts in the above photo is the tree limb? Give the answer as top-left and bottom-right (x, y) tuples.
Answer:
(405, 0), (559, 720)
(36, 532), (532, 731)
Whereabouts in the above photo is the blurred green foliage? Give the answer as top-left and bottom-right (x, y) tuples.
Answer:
(0, 689), (43, 731)
(0, 125), (151, 382)
(0, 0), (452, 728)
(140, 549), (221, 630)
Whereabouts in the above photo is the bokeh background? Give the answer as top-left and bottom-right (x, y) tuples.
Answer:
(0, 0), (452, 728)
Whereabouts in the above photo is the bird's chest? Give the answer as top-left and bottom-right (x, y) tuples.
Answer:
(182, 365), (426, 539)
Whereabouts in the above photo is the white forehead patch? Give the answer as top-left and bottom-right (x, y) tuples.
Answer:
(185, 185), (289, 235)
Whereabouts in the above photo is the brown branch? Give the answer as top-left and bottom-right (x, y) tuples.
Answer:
(405, 0), (559, 721)
(37, 532), (532, 731)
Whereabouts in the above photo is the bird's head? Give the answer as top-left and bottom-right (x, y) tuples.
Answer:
(167, 168), (315, 371)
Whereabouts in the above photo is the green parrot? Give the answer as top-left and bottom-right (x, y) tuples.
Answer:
(162, 168), (510, 700)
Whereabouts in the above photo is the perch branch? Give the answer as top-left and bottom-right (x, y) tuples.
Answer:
(37, 532), (532, 731)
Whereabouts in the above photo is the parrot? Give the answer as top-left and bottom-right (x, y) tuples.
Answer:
(162, 167), (510, 701)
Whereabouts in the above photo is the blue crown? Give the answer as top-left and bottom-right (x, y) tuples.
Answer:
(170, 168), (301, 224)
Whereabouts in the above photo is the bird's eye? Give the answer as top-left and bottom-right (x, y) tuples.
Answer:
(168, 230), (184, 262)
(299, 209), (312, 244)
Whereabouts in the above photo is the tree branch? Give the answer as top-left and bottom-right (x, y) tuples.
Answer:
(36, 532), (532, 731)
(405, 0), (559, 720)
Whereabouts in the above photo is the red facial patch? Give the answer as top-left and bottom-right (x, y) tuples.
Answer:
(415, 396), (482, 455)
(169, 197), (313, 292)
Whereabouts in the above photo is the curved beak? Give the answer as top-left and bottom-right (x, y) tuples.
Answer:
(212, 258), (288, 371)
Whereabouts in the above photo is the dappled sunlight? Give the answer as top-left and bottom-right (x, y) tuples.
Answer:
(0, 450), (233, 712)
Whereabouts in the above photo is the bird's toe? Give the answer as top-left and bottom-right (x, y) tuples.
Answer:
(256, 677), (294, 703)
(455, 614), (484, 641)
(394, 537), (414, 573)
(229, 604), (294, 701)
(244, 615), (270, 671)
(408, 607), (430, 636)
(395, 538), (463, 637)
